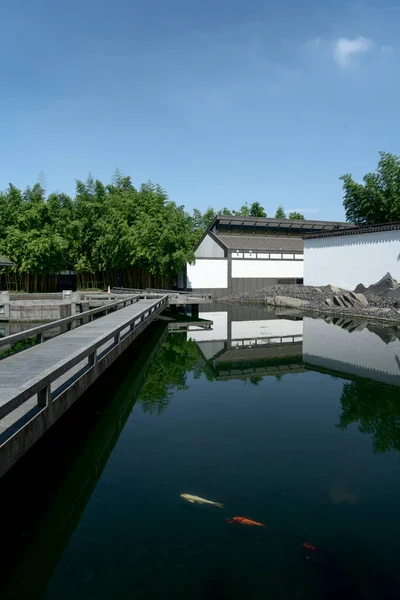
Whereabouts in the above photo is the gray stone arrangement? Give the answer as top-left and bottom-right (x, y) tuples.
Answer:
(221, 273), (400, 320)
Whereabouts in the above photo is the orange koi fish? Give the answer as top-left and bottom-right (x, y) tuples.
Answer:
(226, 516), (266, 527)
(302, 542), (317, 552)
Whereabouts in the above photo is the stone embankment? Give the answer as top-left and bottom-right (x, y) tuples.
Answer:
(220, 273), (400, 321)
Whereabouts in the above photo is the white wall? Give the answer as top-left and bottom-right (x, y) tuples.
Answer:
(232, 259), (304, 279)
(195, 234), (225, 258)
(304, 230), (400, 289)
(232, 319), (303, 339)
(187, 311), (228, 342)
(303, 317), (400, 386)
(187, 259), (228, 289)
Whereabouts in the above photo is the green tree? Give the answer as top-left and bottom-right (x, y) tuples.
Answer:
(288, 211), (305, 220)
(0, 170), (197, 291)
(340, 151), (400, 224)
(337, 379), (400, 453)
(249, 202), (266, 217)
(275, 205), (287, 219)
(234, 203), (250, 216)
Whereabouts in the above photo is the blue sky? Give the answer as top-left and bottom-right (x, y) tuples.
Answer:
(1, 0), (399, 220)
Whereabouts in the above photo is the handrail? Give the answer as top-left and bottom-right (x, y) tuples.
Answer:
(112, 286), (211, 299)
(0, 295), (169, 420)
(0, 294), (140, 349)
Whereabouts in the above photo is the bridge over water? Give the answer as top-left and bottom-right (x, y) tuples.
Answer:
(0, 294), (173, 478)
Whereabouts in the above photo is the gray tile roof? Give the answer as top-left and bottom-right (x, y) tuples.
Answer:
(215, 215), (353, 231)
(216, 235), (303, 252)
(304, 221), (400, 239)
(0, 254), (15, 267)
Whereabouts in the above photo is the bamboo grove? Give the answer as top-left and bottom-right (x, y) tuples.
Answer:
(0, 172), (203, 292)
(0, 170), (303, 292)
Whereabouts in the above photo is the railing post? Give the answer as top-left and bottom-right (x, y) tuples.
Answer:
(88, 351), (97, 367)
(36, 332), (44, 344)
(38, 384), (51, 406)
(89, 314), (93, 322)
(114, 332), (121, 345)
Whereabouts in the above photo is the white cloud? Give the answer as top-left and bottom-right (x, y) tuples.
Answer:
(333, 36), (372, 68)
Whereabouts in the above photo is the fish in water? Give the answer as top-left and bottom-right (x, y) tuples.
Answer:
(302, 542), (328, 555)
(180, 494), (224, 508)
(226, 516), (266, 527)
(302, 542), (317, 552)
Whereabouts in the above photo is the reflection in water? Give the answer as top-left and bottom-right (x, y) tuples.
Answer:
(337, 380), (400, 453)
(139, 335), (214, 414)
(181, 305), (400, 452)
(303, 316), (400, 387)
(1, 306), (400, 599)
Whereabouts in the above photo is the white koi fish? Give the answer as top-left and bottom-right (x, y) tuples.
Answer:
(180, 493), (223, 508)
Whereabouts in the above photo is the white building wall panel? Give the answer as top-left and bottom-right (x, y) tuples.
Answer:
(187, 259), (228, 289)
(304, 230), (400, 289)
(195, 234), (225, 258)
(232, 259), (304, 279)
(187, 311), (228, 342)
(303, 317), (400, 385)
(232, 319), (303, 339)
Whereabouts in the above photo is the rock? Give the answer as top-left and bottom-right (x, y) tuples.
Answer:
(265, 295), (309, 309)
(349, 291), (369, 308)
(385, 287), (400, 298)
(367, 326), (397, 343)
(342, 293), (357, 308)
(367, 272), (399, 294)
(354, 283), (367, 293)
(323, 284), (342, 294)
(395, 300), (400, 309)
(333, 295), (346, 307)
(325, 298), (333, 306)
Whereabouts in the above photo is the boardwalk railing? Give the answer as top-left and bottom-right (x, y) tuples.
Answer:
(0, 295), (169, 421)
(0, 294), (140, 350)
(112, 286), (212, 300)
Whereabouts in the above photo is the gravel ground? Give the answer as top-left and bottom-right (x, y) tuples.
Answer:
(220, 284), (400, 320)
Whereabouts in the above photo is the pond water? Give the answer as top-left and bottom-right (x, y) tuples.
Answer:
(1, 304), (400, 600)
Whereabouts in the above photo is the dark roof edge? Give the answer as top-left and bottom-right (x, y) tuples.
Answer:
(194, 229), (227, 253)
(207, 230), (228, 251)
(303, 221), (400, 240)
(211, 214), (352, 227)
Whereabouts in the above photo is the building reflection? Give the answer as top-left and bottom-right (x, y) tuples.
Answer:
(187, 304), (400, 389)
(187, 304), (304, 380)
(186, 305), (400, 454)
(303, 315), (400, 387)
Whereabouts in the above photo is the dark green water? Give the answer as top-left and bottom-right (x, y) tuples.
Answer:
(1, 306), (400, 600)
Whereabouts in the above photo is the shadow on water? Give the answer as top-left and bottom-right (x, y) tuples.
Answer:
(0, 321), (169, 600)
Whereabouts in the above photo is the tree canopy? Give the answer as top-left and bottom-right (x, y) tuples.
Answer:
(288, 211), (305, 220)
(275, 205), (287, 219)
(0, 172), (197, 290)
(341, 151), (400, 225)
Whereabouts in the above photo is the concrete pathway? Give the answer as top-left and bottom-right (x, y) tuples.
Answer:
(0, 298), (163, 438)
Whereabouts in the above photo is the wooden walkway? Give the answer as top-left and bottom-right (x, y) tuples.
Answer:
(0, 295), (168, 477)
